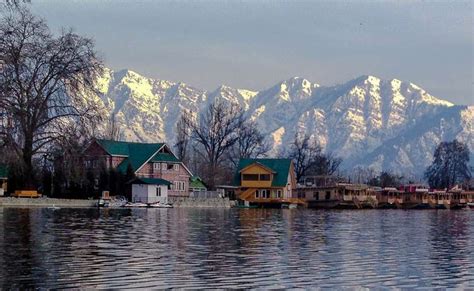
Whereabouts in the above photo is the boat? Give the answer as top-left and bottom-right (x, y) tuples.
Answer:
(97, 199), (110, 208)
(467, 202), (474, 209)
(148, 202), (173, 208)
(234, 204), (258, 209)
(108, 196), (128, 207)
(123, 202), (148, 208)
(47, 205), (60, 210)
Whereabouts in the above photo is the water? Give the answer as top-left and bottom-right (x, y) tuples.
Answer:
(0, 207), (473, 289)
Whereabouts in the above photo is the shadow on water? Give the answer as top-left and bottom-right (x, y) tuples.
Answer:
(0, 207), (473, 288)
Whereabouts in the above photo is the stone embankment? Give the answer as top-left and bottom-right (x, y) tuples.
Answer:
(168, 197), (235, 208)
(0, 197), (236, 208)
(0, 197), (97, 208)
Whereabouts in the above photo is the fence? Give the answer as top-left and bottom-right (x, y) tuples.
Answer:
(189, 191), (222, 199)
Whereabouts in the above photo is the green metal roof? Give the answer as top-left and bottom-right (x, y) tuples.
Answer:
(190, 176), (207, 190)
(132, 177), (172, 186)
(0, 165), (8, 179)
(234, 158), (292, 187)
(150, 152), (180, 163)
(95, 139), (166, 173)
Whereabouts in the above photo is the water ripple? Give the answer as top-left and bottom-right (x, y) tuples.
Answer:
(0, 208), (474, 289)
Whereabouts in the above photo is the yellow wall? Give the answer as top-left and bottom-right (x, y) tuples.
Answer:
(240, 164), (273, 188)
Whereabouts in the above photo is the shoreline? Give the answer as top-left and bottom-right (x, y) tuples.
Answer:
(0, 197), (234, 208)
(0, 197), (98, 208)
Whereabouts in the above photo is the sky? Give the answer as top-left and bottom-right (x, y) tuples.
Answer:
(26, 0), (473, 105)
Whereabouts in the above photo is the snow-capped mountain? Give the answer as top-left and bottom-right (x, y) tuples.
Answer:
(92, 68), (473, 177)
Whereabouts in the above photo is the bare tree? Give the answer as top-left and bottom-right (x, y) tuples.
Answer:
(183, 100), (245, 189)
(367, 171), (403, 187)
(286, 133), (342, 181)
(103, 112), (121, 141)
(286, 133), (322, 182)
(313, 151), (342, 176)
(174, 111), (191, 163)
(227, 120), (269, 166)
(0, 7), (103, 187)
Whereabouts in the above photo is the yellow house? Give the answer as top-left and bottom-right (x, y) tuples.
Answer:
(234, 158), (304, 207)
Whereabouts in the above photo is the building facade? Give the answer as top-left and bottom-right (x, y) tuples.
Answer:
(83, 139), (192, 197)
(131, 178), (170, 203)
(234, 158), (303, 206)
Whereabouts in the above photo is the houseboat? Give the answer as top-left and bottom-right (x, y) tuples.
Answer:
(336, 183), (376, 209)
(297, 176), (340, 209)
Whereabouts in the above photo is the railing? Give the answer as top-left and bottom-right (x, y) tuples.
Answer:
(189, 191), (221, 199)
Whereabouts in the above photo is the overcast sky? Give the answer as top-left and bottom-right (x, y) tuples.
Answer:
(29, 0), (473, 104)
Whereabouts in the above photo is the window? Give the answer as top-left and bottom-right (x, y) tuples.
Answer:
(326, 191), (331, 200)
(167, 163), (174, 170)
(172, 181), (185, 191)
(255, 190), (260, 198)
(243, 174), (259, 181)
(173, 164), (179, 171)
(260, 174), (271, 181)
(92, 160), (98, 169)
(156, 186), (161, 197)
(153, 163), (160, 170)
(277, 190), (282, 198)
(161, 163), (167, 170)
(261, 189), (269, 198)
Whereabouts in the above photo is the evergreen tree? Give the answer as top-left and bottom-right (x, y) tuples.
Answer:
(424, 139), (471, 189)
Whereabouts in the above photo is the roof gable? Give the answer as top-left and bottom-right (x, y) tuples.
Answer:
(190, 176), (207, 189)
(94, 139), (164, 173)
(239, 162), (276, 174)
(116, 142), (164, 173)
(234, 158), (293, 187)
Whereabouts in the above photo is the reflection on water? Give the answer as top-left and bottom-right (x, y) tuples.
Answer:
(0, 208), (473, 289)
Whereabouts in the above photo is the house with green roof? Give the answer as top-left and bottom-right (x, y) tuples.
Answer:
(234, 158), (302, 206)
(189, 176), (207, 193)
(84, 139), (193, 197)
(0, 164), (8, 195)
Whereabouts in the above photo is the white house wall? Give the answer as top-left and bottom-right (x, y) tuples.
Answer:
(132, 184), (169, 204)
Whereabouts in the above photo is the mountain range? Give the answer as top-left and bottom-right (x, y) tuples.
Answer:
(90, 68), (473, 178)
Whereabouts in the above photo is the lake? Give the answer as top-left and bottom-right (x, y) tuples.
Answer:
(0, 207), (473, 289)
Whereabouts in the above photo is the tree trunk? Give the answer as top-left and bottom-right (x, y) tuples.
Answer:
(22, 137), (35, 189)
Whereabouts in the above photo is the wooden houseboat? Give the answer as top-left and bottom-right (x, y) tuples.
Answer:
(399, 184), (430, 209)
(336, 183), (376, 209)
(375, 187), (398, 208)
(296, 176), (340, 209)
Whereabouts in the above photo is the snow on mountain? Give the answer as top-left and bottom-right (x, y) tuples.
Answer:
(90, 68), (471, 177)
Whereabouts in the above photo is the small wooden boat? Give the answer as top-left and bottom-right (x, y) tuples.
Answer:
(97, 199), (110, 208)
(47, 204), (60, 210)
(148, 202), (173, 208)
(124, 202), (148, 208)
